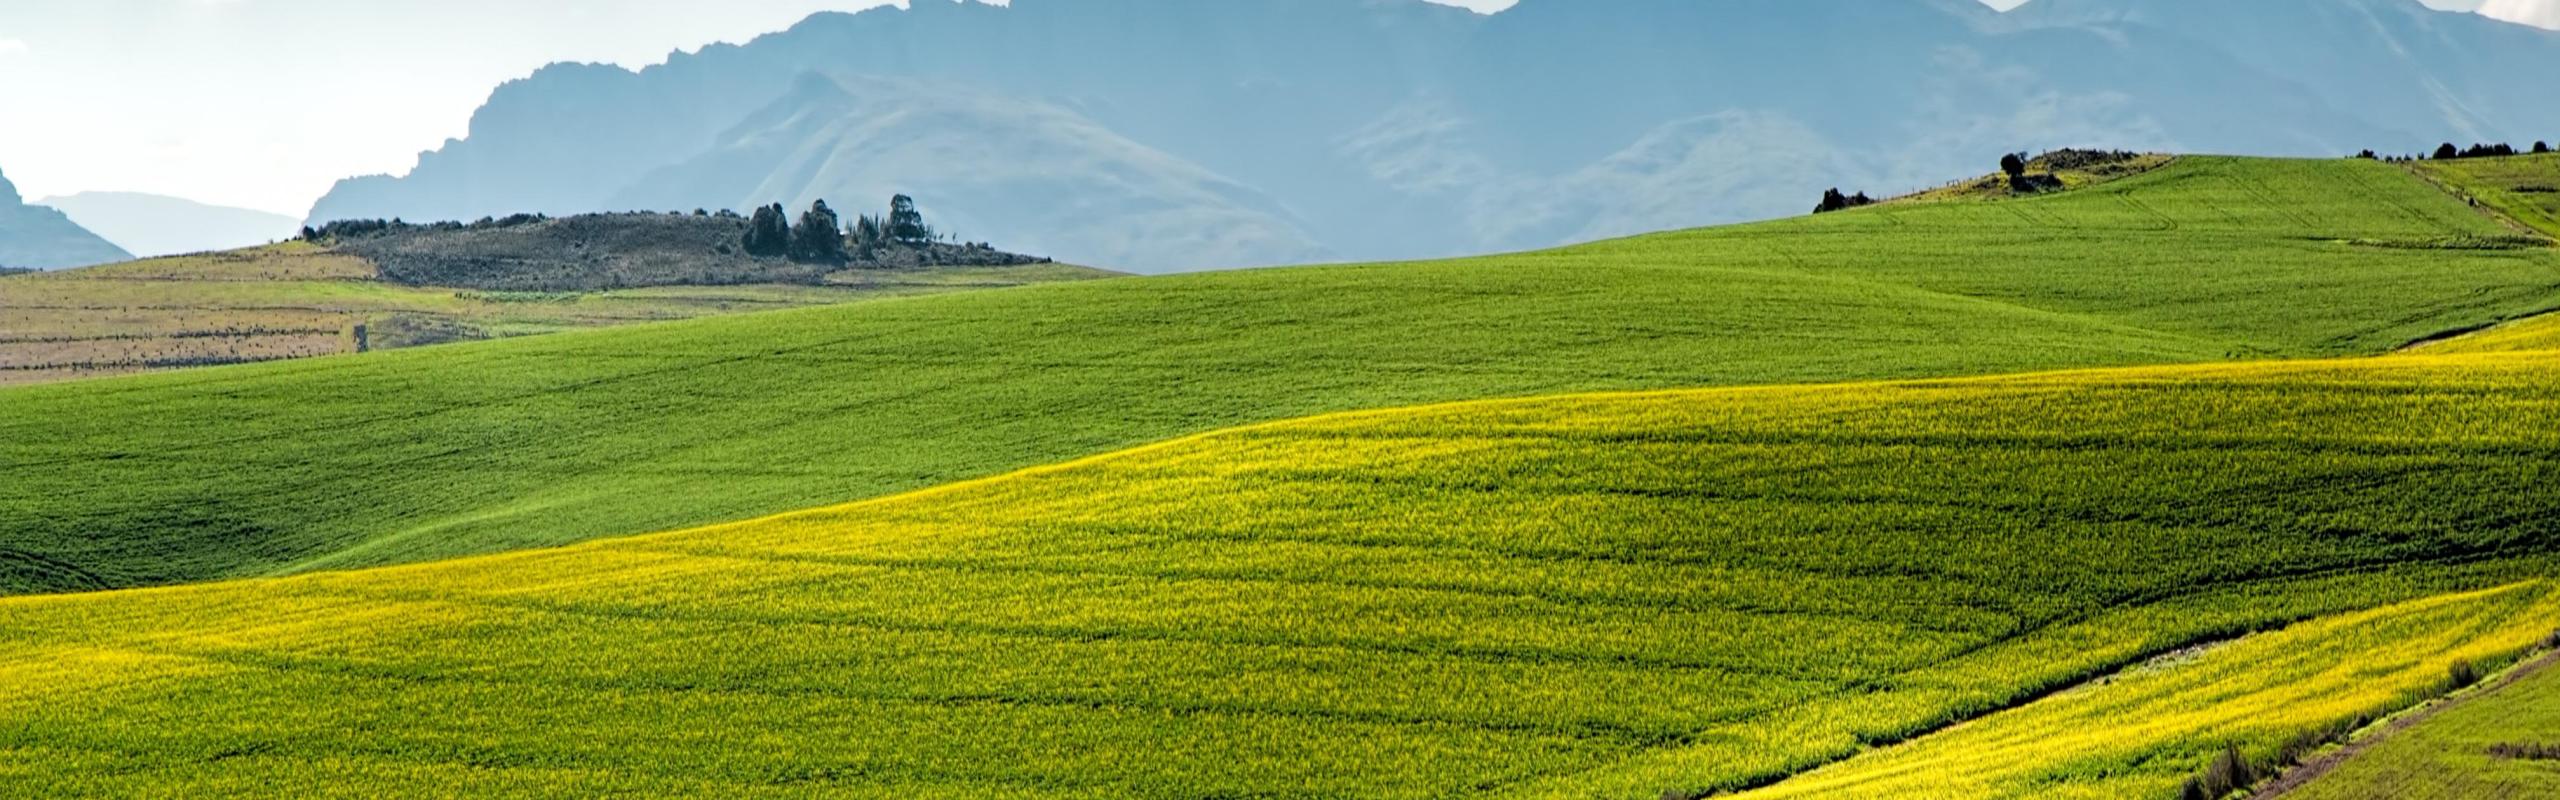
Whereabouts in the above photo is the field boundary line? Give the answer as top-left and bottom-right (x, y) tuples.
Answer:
(2253, 641), (2560, 798)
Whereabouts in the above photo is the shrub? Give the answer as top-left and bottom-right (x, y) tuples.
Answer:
(2180, 746), (2258, 799)
(2449, 659), (2483, 690)
(2490, 742), (2560, 760)
(2030, 148), (2142, 171)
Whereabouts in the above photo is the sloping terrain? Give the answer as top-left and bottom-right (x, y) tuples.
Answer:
(3, 345), (2558, 798)
(0, 166), (130, 270)
(1725, 583), (2559, 800)
(3, 156), (2555, 595)
(0, 241), (1109, 387)
(2414, 152), (2560, 239)
(2280, 644), (2560, 799)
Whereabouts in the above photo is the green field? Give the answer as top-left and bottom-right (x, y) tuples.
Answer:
(2415, 152), (2560, 239)
(5, 156), (2557, 596)
(0, 242), (1113, 386)
(4, 346), (2558, 798)
(2287, 647), (2560, 799)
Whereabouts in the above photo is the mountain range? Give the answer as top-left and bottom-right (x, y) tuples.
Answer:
(36, 192), (301, 259)
(307, 0), (2560, 272)
(0, 167), (131, 270)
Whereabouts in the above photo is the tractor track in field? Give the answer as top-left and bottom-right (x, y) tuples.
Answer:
(2253, 644), (2560, 798)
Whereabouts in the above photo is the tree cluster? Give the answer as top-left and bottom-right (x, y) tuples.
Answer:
(2439, 142), (2523, 160)
(2359, 141), (2554, 162)
(1813, 188), (1875, 214)
(743, 195), (961, 264)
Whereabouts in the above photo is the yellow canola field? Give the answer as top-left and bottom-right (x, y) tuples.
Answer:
(5, 347), (2560, 798)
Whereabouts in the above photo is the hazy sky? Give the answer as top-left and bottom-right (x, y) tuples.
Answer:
(0, 0), (2547, 217)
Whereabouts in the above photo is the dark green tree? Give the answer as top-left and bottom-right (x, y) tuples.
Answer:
(791, 200), (846, 263)
(2000, 153), (2027, 181)
(2537, 141), (2553, 154)
(743, 203), (791, 257)
(888, 194), (930, 245)
(2434, 142), (2461, 160)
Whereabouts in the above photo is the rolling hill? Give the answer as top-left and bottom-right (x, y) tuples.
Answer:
(0, 166), (131, 270)
(3, 340), (2557, 798)
(3, 156), (2557, 596)
(0, 212), (1106, 386)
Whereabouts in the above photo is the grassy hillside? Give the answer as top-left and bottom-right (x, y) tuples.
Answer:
(4, 347), (2558, 798)
(1725, 584), (2559, 800)
(2420, 311), (2560, 355)
(1889, 149), (2176, 204)
(0, 242), (1111, 386)
(2285, 645), (2560, 800)
(2, 156), (2556, 595)
(2414, 152), (2560, 239)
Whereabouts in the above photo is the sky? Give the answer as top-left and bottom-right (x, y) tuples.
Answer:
(0, 0), (2549, 217)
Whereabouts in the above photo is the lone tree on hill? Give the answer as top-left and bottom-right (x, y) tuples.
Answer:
(2538, 141), (2554, 154)
(743, 203), (791, 257)
(889, 194), (933, 245)
(2000, 153), (2028, 181)
(791, 200), (847, 263)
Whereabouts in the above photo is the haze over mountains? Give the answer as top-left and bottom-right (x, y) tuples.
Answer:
(308, 0), (2560, 272)
(38, 192), (301, 258)
(0, 166), (130, 270)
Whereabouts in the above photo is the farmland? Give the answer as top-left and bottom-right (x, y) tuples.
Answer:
(2414, 152), (2560, 239)
(2284, 645), (2560, 800)
(0, 242), (1112, 386)
(4, 346), (2559, 797)
(5, 156), (2558, 596)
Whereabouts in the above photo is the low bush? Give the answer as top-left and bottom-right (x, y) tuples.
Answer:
(2490, 742), (2560, 760)
(2448, 659), (2483, 691)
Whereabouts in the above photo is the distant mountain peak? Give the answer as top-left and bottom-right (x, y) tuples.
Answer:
(0, 164), (134, 270)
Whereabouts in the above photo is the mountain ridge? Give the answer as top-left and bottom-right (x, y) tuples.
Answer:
(0, 167), (133, 270)
(304, 0), (2560, 271)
